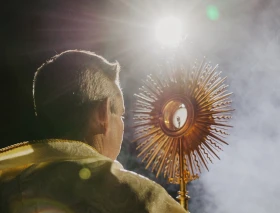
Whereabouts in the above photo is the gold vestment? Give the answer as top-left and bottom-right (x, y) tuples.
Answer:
(0, 139), (186, 213)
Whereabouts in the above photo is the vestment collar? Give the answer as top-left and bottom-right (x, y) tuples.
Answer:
(0, 139), (102, 170)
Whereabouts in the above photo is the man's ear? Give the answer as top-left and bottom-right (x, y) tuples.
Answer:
(97, 97), (110, 134)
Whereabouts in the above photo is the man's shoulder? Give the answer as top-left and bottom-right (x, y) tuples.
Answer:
(112, 166), (160, 189)
(15, 157), (186, 213)
(107, 167), (186, 212)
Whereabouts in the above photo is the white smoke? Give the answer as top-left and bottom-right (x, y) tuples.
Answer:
(187, 0), (280, 212)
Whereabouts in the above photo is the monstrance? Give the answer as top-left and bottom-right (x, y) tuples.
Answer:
(133, 59), (233, 212)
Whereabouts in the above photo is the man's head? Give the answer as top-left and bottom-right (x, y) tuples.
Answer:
(33, 50), (125, 160)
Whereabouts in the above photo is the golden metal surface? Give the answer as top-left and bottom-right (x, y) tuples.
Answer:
(133, 59), (233, 210)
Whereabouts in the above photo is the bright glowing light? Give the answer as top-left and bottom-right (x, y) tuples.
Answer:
(155, 16), (183, 47)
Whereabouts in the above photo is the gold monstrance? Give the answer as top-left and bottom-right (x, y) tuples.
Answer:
(133, 59), (233, 212)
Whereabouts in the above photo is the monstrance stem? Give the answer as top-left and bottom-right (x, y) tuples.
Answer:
(177, 138), (191, 212)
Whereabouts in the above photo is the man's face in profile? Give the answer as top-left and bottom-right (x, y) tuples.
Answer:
(105, 91), (125, 160)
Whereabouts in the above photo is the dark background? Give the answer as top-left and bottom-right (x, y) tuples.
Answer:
(2, 0), (280, 212)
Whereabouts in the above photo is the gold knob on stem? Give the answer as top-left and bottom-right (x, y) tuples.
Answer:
(177, 176), (191, 212)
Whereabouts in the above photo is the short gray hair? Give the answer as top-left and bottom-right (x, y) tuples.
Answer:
(33, 50), (122, 139)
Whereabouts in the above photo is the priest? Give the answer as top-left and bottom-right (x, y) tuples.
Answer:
(0, 50), (187, 213)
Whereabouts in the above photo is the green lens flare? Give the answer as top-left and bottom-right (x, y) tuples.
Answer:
(79, 167), (91, 180)
(207, 5), (220, 20)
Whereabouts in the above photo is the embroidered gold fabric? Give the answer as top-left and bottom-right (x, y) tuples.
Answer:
(0, 139), (187, 213)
